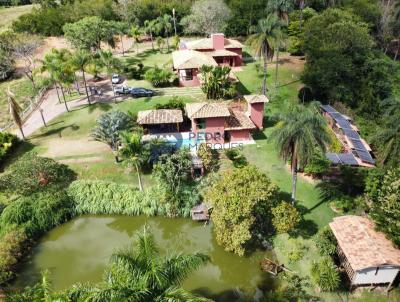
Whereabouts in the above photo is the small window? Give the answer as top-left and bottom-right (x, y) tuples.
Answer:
(185, 69), (193, 81)
(196, 119), (206, 130)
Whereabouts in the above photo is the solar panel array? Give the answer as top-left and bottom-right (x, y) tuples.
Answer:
(326, 152), (359, 165)
(321, 105), (375, 166)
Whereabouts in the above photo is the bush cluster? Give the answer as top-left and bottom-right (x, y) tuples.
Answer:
(0, 132), (19, 165)
(144, 66), (177, 87)
(67, 180), (166, 217)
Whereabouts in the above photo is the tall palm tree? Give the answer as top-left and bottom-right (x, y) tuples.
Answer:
(144, 19), (157, 51)
(130, 25), (142, 53)
(53, 49), (75, 112)
(267, 0), (294, 23)
(156, 14), (173, 52)
(247, 15), (281, 95)
(70, 50), (92, 105)
(373, 96), (400, 166)
(119, 131), (145, 191)
(271, 103), (331, 203)
(7, 88), (25, 140)
(39, 51), (62, 104)
(68, 227), (211, 302)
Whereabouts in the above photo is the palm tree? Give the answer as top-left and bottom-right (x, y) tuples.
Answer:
(156, 14), (173, 52)
(68, 227), (211, 302)
(247, 15), (281, 95)
(130, 25), (142, 53)
(270, 103), (331, 204)
(39, 50), (62, 104)
(373, 96), (400, 166)
(91, 110), (133, 163)
(119, 131), (145, 191)
(144, 19), (157, 51)
(7, 88), (25, 140)
(267, 0), (294, 23)
(98, 50), (121, 98)
(70, 50), (92, 105)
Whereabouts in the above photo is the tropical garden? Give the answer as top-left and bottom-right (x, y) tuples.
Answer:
(0, 0), (400, 301)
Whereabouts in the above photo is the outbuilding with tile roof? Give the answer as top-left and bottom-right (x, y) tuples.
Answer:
(329, 215), (400, 289)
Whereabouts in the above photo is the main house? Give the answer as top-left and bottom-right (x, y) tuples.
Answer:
(172, 33), (243, 87)
(138, 95), (267, 147)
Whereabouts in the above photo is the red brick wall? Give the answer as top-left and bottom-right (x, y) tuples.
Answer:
(229, 129), (251, 142)
(249, 103), (264, 129)
(192, 117), (225, 144)
(212, 34), (225, 50)
(227, 48), (242, 66)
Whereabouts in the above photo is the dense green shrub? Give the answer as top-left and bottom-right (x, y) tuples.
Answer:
(12, 7), (68, 36)
(304, 154), (331, 177)
(314, 226), (337, 257)
(272, 202), (301, 234)
(144, 65), (176, 87)
(0, 132), (19, 164)
(370, 168), (400, 246)
(67, 180), (166, 217)
(0, 191), (74, 238)
(0, 227), (27, 284)
(155, 96), (185, 111)
(0, 153), (76, 196)
(224, 148), (248, 168)
(311, 257), (340, 292)
(197, 143), (218, 172)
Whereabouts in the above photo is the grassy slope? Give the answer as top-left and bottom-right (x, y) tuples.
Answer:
(0, 5), (34, 31)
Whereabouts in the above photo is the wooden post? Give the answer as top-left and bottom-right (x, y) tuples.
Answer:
(177, 122), (180, 132)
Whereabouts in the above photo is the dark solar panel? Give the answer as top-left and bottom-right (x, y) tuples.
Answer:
(326, 153), (341, 164)
(343, 128), (360, 140)
(336, 118), (352, 129)
(338, 153), (359, 165)
(321, 105), (337, 113)
(350, 139), (367, 151)
(356, 150), (375, 164)
(330, 112), (343, 120)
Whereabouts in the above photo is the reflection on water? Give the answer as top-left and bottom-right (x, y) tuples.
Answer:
(13, 215), (277, 301)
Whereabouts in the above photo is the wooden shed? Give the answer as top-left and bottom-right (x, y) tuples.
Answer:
(329, 215), (400, 290)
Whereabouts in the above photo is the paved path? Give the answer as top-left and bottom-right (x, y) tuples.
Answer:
(14, 82), (204, 139)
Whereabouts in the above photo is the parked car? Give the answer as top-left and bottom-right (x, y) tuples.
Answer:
(112, 74), (121, 84)
(115, 86), (131, 95)
(131, 88), (155, 98)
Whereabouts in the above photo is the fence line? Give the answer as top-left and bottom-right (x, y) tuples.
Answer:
(1, 87), (48, 132)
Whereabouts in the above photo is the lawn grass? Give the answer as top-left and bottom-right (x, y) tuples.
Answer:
(0, 4), (34, 31)
(0, 77), (36, 129)
(29, 95), (196, 187)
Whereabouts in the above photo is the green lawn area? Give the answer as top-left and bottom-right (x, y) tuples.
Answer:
(0, 4), (34, 31)
(0, 77), (36, 129)
(29, 95), (196, 188)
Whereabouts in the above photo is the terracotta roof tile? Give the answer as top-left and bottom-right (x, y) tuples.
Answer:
(244, 95), (269, 104)
(184, 38), (243, 50)
(185, 102), (230, 119)
(172, 50), (217, 69)
(137, 109), (183, 125)
(329, 216), (400, 271)
(225, 109), (256, 130)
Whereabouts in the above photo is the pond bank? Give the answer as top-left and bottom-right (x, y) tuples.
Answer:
(11, 215), (278, 302)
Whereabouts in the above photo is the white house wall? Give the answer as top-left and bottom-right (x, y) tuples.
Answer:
(353, 266), (400, 285)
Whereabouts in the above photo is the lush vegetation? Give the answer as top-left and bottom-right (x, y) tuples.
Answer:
(205, 165), (279, 256)
(6, 228), (211, 302)
(0, 132), (18, 165)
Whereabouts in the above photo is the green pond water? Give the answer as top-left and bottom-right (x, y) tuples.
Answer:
(14, 215), (278, 301)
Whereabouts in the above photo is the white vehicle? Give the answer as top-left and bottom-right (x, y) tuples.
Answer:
(111, 74), (120, 84)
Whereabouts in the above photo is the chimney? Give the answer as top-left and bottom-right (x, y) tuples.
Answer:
(211, 33), (225, 50)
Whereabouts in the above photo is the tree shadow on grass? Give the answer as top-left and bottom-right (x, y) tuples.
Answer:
(236, 81), (250, 95)
(0, 140), (35, 172)
(30, 124), (80, 139)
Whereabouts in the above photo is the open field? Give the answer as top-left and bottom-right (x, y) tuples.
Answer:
(0, 5), (34, 31)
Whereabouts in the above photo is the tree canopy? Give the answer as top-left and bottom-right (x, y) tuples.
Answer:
(206, 165), (278, 256)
